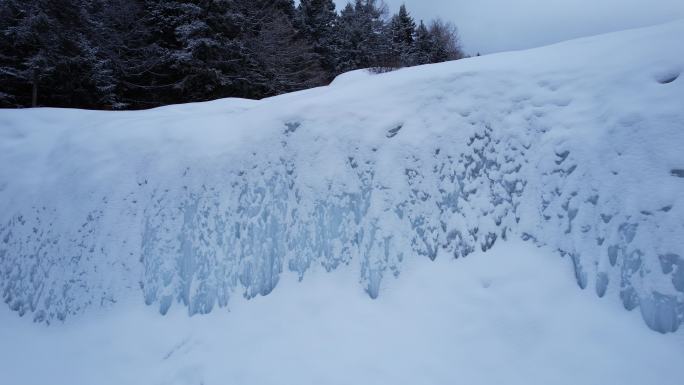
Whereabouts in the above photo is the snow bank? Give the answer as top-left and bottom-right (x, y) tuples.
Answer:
(0, 20), (683, 333)
(1, 241), (683, 385)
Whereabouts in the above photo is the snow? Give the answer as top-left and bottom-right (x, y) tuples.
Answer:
(328, 68), (374, 86)
(0, 16), (683, 343)
(1, 240), (683, 385)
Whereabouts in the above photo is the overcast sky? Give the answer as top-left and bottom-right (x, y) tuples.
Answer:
(333, 0), (684, 54)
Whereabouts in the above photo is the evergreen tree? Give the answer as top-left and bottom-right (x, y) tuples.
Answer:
(297, 0), (337, 77)
(0, 0), (53, 107)
(87, 0), (156, 108)
(385, 3), (416, 67)
(412, 20), (434, 66)
(335, 0), (387, 74)
(335, 3), (361, 74)
(0, 0), (465, 109)
(0, 0), (114, 108)
(138, 0), (247, 105)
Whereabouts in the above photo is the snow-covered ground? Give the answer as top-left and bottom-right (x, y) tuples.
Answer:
(1, 18), (684, 384)
(2, 240), (683, 385)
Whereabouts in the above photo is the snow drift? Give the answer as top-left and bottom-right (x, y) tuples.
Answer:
(1, 20), (683, 334)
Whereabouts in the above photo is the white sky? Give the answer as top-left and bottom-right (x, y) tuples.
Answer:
(333, 0), (684, 54)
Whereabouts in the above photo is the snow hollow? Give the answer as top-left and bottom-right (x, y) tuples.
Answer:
(1, 18), (683, 348)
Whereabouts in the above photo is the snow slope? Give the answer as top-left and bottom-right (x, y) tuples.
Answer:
(0, 19), (683, 340)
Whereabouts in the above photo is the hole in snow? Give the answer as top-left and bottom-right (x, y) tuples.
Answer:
(660, 205), (673, 213)
(284, 121), (300, 135)
(655, 71), (680, 84)
(386, 124), (403, 138)
(671, 169), (684, 178)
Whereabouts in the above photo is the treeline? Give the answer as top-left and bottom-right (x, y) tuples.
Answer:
(0, 0), (464, 109)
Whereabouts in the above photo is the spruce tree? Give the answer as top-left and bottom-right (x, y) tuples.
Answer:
(334, 3), (361, 74)
(297, 0), (337, 78)
(413, 20), (434, 66)
(386, 4), (416, 67)
(335, 0), (387, 74)
(0, 0), (112, 108)
(87, 0), (155, 109)
(0, 0), (65, 107)
(0, 0), (465, 109)
(138, 0), (246, 105)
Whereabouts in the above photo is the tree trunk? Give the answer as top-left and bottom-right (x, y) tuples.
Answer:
(31, 70), (38, 107)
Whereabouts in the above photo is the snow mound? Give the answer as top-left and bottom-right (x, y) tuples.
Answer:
(1, 21), (683, 333)
(329, 68), (374, 86)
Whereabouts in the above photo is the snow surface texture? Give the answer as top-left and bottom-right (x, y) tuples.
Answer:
(2, 241), (684, 385)
(1, 21), (683, 334)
